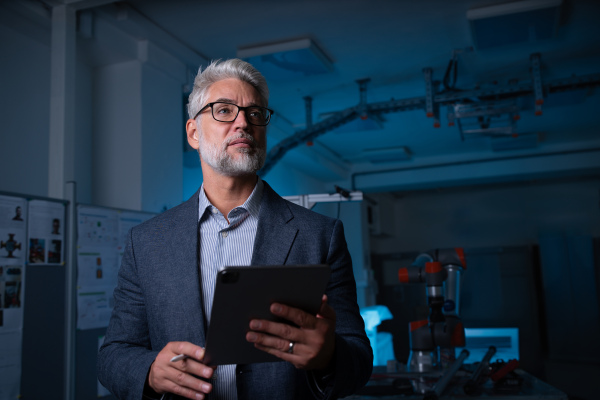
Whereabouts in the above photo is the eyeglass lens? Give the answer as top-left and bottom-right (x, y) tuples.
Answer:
(212, 102), (271, 126)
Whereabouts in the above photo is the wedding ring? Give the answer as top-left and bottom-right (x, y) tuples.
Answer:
(287, 341), (295, 354)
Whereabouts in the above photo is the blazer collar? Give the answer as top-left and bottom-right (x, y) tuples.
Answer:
(251, 181), (298, 266)
(172, 188), (206, 344)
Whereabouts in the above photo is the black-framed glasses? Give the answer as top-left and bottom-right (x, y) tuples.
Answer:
(194, 102), (274, 126)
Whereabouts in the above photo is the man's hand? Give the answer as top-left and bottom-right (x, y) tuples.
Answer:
(246, 295), (336, 370)
(147, 341), (216, 400)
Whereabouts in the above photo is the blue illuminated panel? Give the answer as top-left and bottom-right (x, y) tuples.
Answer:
(457, 327), (519, 363)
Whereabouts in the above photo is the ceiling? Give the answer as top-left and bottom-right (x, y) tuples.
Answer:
(34, 0), (600, 188)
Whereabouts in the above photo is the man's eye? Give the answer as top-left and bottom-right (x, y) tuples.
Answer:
(248, 108), (262, 118)
(215, 105), (234, 114)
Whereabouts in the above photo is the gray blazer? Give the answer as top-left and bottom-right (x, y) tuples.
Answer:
(97, 181), (373, 400)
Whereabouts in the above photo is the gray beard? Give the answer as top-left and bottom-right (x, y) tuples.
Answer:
(198, 132), (266, 176)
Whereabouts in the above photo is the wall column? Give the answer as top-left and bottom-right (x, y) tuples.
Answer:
(48, 5), (76, 199)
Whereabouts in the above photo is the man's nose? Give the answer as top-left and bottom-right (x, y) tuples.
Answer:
(233, 108), (250, 128)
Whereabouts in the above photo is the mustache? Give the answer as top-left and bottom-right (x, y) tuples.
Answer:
(224, 133), (260, 148)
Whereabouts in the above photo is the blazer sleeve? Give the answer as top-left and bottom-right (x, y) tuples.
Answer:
(97, 228), (160, 400)
(309, 218), (373, 399)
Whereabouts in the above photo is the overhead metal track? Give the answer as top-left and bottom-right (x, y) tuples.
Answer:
(259, 53), (600, 176)
(433, 73), (600, 103)
(263, 108), (359, 172)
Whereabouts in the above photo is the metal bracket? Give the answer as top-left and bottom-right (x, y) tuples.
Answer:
(447, 105), (456, 127)
(423, 67), (435, 118)
(530, 53), (544, 115)
(433, 102), (441, 128)
(304, 96), (313, 129)
(357, 78), (371, 117)
(452, 100), (519, 139)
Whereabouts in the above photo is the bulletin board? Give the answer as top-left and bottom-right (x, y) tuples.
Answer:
(1, 189), (157, 400)
(74, 204), (155, 399)
(0, 193), (67, 400)
(76, 205), (155, 330)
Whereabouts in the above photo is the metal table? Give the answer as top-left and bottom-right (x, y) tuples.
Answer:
(347, 368), (568, 400)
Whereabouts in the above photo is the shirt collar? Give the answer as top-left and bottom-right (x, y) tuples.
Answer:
(198, 177), (264, 220)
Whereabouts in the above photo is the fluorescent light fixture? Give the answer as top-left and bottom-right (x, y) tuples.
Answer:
(237, 38), (333, 80)
(467, 0), (562, 19)
(468, 0), (562, 49)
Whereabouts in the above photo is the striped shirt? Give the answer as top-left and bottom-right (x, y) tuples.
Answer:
(198, 179), (264, 400)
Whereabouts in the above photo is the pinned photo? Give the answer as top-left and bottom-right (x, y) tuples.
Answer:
(3, 266), (22, 308)
(51, 218), (61, 235)
(29, 238), (45, 264)
(12, 206), (23, 221)
(48, 240), (62, 264)
(1, 233), (22, 259)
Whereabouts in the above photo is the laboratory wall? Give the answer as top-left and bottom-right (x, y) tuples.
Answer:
(140, 63), (184, 212)
(0, 15), (96, 205)
(92, 60), (143, 210)
(371, 177), (600, 252)
(75, 56), (94, 205)
(266, 159), (331, 196)
(91, 58), (185, 213)
(0, 7), (185, 214)
(0, 20), (50, 198)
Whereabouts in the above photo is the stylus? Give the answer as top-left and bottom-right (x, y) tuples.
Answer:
(170, 354), (188, 362)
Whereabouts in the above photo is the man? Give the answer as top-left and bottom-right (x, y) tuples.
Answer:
(97, 59), (372, 400)
(12, 206), (23, 221)
(51, 218), (60, 235)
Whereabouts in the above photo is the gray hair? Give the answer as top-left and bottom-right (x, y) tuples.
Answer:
(187, 59), (269, 120)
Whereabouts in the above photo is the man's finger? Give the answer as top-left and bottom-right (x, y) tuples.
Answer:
(316, 295), (336, 320)
(249, 318), (297, 339)
(270, 302), (317, 329)
(168, 342), (206, 362)
(149, 341), (216, 398)
(246, 330), (297, 354)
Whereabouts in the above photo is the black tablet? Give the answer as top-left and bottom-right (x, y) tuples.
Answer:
(203, 264), (331, 366)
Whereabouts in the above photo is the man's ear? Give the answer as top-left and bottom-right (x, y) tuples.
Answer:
(186, 119), (200, 150)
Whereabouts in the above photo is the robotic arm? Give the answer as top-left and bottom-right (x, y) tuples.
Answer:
(398, 248), (468, 392)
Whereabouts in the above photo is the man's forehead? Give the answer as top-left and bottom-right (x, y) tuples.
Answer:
(206, 78), (263, 104)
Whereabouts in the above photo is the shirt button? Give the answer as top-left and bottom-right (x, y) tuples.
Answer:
(211, 208), (218, 214)
(221, 231), (228, 238)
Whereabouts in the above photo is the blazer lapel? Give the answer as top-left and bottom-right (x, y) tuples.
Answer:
(251, 181), (298, 266)
(166, 189), (207, 345)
